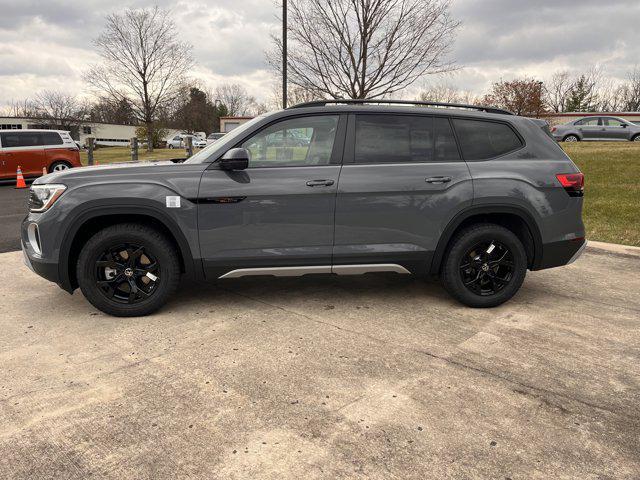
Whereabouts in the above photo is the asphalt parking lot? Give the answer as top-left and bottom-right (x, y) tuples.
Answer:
(1, 242), (639, 479)
(0, 184), (29, 253)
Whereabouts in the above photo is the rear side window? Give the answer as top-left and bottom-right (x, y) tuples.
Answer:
(575, 118), (600, 126)
(0, 132), (42, 148)
(452, 119), (522, 160)
(354, 115), (461, 164)
(41, 132), (63, 146)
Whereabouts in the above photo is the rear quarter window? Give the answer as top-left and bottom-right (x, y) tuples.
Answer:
(41, 132), (64, 146)
(452, 119), (523, 160)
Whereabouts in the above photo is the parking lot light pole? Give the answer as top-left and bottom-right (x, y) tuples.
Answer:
(282, 0), (287, 109)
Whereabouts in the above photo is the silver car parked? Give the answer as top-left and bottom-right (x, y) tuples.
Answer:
(552, 116), (640, 142)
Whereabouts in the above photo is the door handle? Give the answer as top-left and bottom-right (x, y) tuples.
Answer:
(306, 179), (334, 187)
(425, 176), (452, 184)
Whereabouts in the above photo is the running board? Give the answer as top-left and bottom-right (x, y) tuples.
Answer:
(217, 264), (410, 279)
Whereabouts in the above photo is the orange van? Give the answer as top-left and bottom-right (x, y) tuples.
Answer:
(0, 129), (82, 180)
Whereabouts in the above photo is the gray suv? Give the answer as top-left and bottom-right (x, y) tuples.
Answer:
(22, 100), (586, 317)
(552, 115), (640, 142)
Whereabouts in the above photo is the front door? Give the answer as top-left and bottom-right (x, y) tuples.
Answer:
(333, 114), (473, 275)
(198, 114), (346, 278)
(602, 117), (630, 140)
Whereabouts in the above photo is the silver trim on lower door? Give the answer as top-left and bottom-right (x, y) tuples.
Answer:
(217, 264), (411, 279)
(218, 266), (332, 279)
(331, 264), (411, 275)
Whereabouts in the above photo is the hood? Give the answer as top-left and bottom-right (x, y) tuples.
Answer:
(35, 160), (206, 186)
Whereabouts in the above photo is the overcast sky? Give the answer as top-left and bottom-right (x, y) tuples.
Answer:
(1, 0), (639, 109)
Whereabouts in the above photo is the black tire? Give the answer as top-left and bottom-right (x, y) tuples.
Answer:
(631, 134), (640, 142)
(563, 135), (579, 142)
(76, 223), (180, 317)
(49, 161), (72, 173)
(441, 223), (527, 308)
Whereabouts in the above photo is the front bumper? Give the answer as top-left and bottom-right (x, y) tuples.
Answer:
(21, 241), (60, 284)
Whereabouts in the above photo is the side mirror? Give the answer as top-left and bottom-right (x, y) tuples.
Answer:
(622, 123), (628, 128)
(219, 148), (250, 170)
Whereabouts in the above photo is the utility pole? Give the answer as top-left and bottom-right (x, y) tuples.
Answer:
(282, 0), (287, 109)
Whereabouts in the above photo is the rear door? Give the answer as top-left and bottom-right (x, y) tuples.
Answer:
(576, 117), (603, 140)
(333, 114), (473, 275)
(198, 114), (346, 278)
(0, 131), (46, 177)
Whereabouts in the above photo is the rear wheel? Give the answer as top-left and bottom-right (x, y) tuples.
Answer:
(441, 224), (527, 308)
(76, 223), (180, 317)
(563, 135), (579, 142)
(49, 161), (72, 173)
(632, 134), (640, 142)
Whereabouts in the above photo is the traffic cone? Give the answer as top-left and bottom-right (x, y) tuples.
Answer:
(15, 166), (27, 189)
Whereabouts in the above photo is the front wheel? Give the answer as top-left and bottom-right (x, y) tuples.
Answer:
(632, 134), (640, 142)
(441, 224), (527, 308)
(76, 223), (181, 317)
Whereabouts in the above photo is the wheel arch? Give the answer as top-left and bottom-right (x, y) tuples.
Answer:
(59, 206), (197, 292)
(430, 205), (543, 276)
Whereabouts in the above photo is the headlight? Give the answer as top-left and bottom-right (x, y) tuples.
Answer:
(29, 184), (67, 213)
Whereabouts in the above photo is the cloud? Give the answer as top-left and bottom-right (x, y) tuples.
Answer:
(0, 0), (639, 109)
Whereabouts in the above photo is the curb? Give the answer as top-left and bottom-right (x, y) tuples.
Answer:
(586, 240), (640, 258)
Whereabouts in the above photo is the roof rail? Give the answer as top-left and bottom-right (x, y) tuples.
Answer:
(288, 99), (513, 116)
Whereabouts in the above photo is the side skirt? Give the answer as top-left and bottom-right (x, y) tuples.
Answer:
(218, 264), (411, 279)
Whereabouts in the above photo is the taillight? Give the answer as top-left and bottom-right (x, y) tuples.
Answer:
(556, 173), (584, 197)
(551, 127), (557, 133)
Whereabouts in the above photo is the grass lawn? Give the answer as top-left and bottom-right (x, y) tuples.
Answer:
(80, 147), (194, 165)
(562, 142), (640, 247)
(79, 144), (640, 247)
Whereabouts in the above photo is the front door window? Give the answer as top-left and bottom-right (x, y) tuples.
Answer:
(241, 115), (339, 167)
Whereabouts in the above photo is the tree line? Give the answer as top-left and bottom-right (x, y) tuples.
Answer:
(419, 67), (640, 119)
(2, 2), (639, 151)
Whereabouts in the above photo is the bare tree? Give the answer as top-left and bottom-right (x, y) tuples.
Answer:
(418, 83), (478, 105)
(214, 83), (261, 116)
(269, 83), (321, 110)
(270, 0), (460, 99)
(85, 7), (193, 151)
(621, 67), (640, 111)
(544, 71), (573, 113)
(33, 90), (86, 130)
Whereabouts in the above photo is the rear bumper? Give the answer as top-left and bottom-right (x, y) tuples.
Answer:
(534, 237), (586, 270)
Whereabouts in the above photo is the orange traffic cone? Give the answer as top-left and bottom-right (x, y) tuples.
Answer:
(15, 166), (27, 189)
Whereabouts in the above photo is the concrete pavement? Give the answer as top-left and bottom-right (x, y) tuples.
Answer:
(0, 245), (639, 479)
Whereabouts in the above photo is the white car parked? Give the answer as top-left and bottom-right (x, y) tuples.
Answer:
(166, 134), (207, 149)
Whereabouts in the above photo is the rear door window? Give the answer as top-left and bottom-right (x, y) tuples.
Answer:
(354, 115), (435, 164)
(575, 118), (600, 126)
(0, 132), (43, 148)
(41, 132), (63, 146)
(452, 119), (523, 160)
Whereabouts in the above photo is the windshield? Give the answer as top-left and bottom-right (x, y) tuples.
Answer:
(184, 114), (268, 164)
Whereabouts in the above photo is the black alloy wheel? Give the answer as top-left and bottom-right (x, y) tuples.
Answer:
(459, 240), (514, 296)
(96, 243), (160, 304)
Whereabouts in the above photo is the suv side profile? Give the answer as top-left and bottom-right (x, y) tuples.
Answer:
(1, 129), (81, 180)
(22, 100), (586, 317)
(552, 115), (640, 142)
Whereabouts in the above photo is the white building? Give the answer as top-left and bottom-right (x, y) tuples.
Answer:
(0, 116), (138, 147)
(220, 116), (254, 133)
